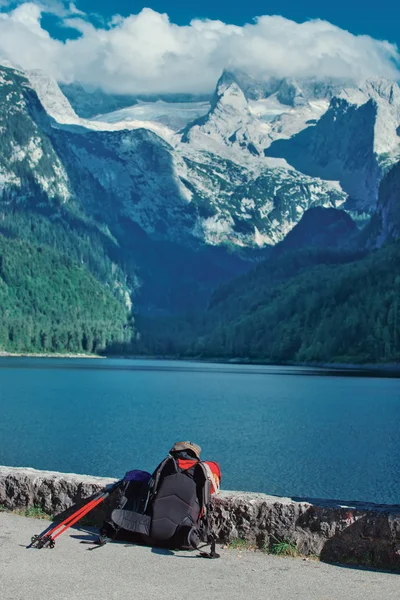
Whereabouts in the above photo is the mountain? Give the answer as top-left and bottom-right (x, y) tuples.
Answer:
(59, 82), (139, 119)
(203, 240), (400, 364)
(135, 237), (400, 364)
(275, 206), (358, 252)
(363, 159), (400, 245)
(0, 66), (71, 203)
(175, 72), (348, 246)
(0, 66), (137, 353)
(60, 82), (210, 119)
(5, 64), (400, 251)
(0, 64), (254, 319)
(181, 71), (400, 221)
(1, 63), (350, 252)
(178, 71), (400, 238)
(1, 61), (400, 331)
(133, 163), (400, 363)
(181, 71), (270, 156)
(377, 160), (400, 242)
(230, 72), (347, 105)
(265, 79), (400, 211)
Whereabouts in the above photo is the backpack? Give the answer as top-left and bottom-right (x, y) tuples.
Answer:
(99, 445), (221, 558)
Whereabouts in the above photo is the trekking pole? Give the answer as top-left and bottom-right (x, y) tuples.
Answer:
(30, 480), (123, 549)
(33, 496), (105, 549)
(32, 495), (103, 546)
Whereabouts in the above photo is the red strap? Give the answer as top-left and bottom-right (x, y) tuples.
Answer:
(177, 459), (197, 470)
(177, 458), (221, 494)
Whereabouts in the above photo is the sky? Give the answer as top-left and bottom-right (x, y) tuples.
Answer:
(73, 0), (400, 49)
(0, 0), (399, 94)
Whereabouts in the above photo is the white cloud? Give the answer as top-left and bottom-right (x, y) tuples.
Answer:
(0, 3), (399, 94)
(68, 2), (84, 16)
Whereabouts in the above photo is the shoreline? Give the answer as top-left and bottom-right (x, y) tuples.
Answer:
(0, 352), (102, 359)
(1, 351), (399, 376)
(102, 354), (400, 374)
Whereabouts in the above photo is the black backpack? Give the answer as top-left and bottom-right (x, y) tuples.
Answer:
(99, 453), (220, 558)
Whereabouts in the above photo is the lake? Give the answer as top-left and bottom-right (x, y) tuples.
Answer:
(0, 358), (399, 505)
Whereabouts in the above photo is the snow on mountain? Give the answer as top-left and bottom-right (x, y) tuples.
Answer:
(338, 79), (400, 157)
(181, 72), (271, 158)
(4, 61), (400, 250)
(179, 71), (360, 165)
(52, 126), (194, 242)
(0, 64), (349, 249)
(25, 69), (176, 142)
(250, 95), (330, 144)
(182, 71), (400, 179)
(265, 78), (400, 211)
(93, 99), (210, 132)
(232, 71), (348, 105)
(229, 72), (348, 145)
(30, 72), (208, 139)
(27, 70), (82, 125)
(183, 158), (346, 247)
(0, 65), (71, 203)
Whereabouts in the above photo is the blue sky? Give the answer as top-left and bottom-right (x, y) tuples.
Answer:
(60, 0), (399, 47)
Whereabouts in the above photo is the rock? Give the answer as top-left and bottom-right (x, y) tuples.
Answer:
(0, 466), (117, 525)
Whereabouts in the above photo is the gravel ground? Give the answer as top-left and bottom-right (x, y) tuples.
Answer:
(1, 512), (399, 600)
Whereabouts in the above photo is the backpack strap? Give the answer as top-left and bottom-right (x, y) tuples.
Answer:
(197, 461), (220, 517)
(194, 461), (220, 558)
(144, 455), (177, 512)
(203, 462), (221, 495)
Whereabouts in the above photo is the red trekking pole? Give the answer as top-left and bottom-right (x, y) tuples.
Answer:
(30, 480), (123, 549)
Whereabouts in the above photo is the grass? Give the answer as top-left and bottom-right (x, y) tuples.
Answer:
(269, 536), (300, 558)
(0, 504), (52, 520)
(227, 535), (320, 562)
(228, 538), (255, 551)
(21, 506), (52, 520)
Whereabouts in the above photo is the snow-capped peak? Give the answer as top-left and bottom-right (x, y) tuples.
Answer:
(211, 70), (243, 104)
(335, 78), (400, 156)
(339, 77), (400, 107)
(213, 79), (248, 112)
(27, 70), (81, 125)
(273, 77), (351, 107)
(180, 73), (270, 158)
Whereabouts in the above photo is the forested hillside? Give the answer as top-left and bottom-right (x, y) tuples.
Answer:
(0, 235), (132, 354)
(134, 241), (400, 364)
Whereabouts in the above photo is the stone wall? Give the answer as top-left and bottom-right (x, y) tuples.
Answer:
(1, 466), (399, 570)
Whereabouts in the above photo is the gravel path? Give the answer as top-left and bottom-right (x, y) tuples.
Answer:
(1, 512), (399, 600)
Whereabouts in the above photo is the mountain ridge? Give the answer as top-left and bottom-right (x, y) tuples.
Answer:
(1, 60), (400, 323)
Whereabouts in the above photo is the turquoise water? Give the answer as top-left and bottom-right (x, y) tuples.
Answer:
(0, 358), (399, 504)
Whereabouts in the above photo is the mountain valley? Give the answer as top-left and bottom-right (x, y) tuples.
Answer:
(0, 61), (399, 359)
